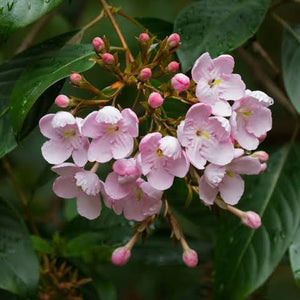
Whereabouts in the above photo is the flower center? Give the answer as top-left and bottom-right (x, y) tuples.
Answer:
(208, 78), (221, 88)
(107, 125), (119, 133)
(226, 170), (234, 178)
(157, 149), (163, 157)
(63, 129), (76, 139)
(196, 130), (210, 139)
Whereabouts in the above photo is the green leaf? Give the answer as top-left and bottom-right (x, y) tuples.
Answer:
(282, 24), (300, 114)
(214, 142), (300, 299)
(135, 17), (173, 39)
(10, 43), (95, 136)
(30, 235), (54, 254)
(289, 226), (300, 287)
(174, 0), (270, 72)
(0, 198), (39, 296)
(0, 0), (65, 43)
(0, 31), (78, 158)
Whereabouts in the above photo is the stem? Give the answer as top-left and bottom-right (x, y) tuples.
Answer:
(99, 0), (134, 64)
(90, 162), (100, 173)
(117, 10), (146, 31)
(132, 88), (142, 110)
(125, 232), (140, 250)
(82, 10), (105, 31)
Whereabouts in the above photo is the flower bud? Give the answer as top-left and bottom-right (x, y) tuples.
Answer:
(258, 133), (267, 143)
(54, 95), (70, 108)
(251, 151), (269, 162)
(92, 37), (105, 52)
(138, 32), (150, 42)
(167, 61), (180, 72)
(148, 92), (164, 109)
(111, 247), (131, 266)
(182, 249), (198, 268)
(139, 68), (152, 81)
(167, 33), (180, 48)
(70, 73), (82, 86)
(171, 73), (190, 92)
(242, 211), (261, 229)
(102, 53), (114, 64)
(259, 163), (267, 173)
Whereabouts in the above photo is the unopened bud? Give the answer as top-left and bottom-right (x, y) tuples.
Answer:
(167, 61), (180, 72)
(167, 33), (180, 48)
(242, 211), (261, 229)
(111, 247), (131, 266)
(55, 95), (70, 108)
(92, 37), (105, 53)
(259, 162), (267, 173)
(139, 68), (152, 81)
(171, 73), (190, 92)
(258, 133), (267, 143)
(102, 53), (114, 64)
(148, 92), (164, 109)
(252, 151), (269, 162)
(70, 73), (82, 86)
(182, 248), (198, 268)
(138, 32), (150, 42)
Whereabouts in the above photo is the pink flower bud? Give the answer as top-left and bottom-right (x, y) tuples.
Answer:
(259, 162), (267, 173)
(139, 68), (152, 81)
(167, 33), (180, 48)
(242, 211), (261, 229)
(182, 249), (198, 268)
(148, 92), (164, 109)
(70, 73), (82, 86)
(54, 95), (70, 108)
(111, 247), (131, 266)
(252, 151), (269, 162)
(102, 53), (114, 64)
(171, 73), (190, 92)
(258, 133), (267, 143)
(138, 32), (150, 42)
(167, 61), (180, 72)
(92, 37), (105, 52)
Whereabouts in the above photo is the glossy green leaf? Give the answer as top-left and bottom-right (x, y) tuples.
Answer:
(282, 25), (300, 114)
(10, 43), (95, 135)
(214, 142), (300, 299)
(289, 226), (300, 287)
(174, 0), (270, 72)
(0, 0), (65, 43)
(30, 235), (54, 254)
(0, 31), (78, 158)
(0, 198), (39, 296)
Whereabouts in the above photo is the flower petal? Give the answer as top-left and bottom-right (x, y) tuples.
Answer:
(39, 114), (57, 139)
(51, 163), (80, 176)
(219, 74), (245, 100)
(82, 111), (102, 138)
(166, 151), (190, 177)
(246, 107), (272, 137)
(53, 176), (77, 198)
(41, 139), (72, 164)
(72, 139), (89, 167)
(198, 176), (218, 205)
(219, 174), (244, 205)
(88, 136), (113, 162)
(186, 140), (207, 169)
(112, 133), (134, 159)
(120, 108), (139, 137)
(204, 164), (226, 187)
(104, 172), (133, 199)
(147, 167), (174, 190)
(212, 54), (234, 75)
(191, 52), (212, 82)
(227, 156), (261, 175)
(76, 191), (101, 220)
(211, 99), (232, 117)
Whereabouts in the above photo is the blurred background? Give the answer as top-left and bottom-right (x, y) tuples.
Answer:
(0, 0), (300, 299)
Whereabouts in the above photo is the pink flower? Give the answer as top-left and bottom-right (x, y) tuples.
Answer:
(182, 249), (198, 268)
(111, 247), (131, 266)
(191, 52), (246, 116)
(198, 154), (261, 205)
(92, 37), (104, 52)
(171, 73), (190, 92)
(139, 67), (152, 81)
(82, 106), (138, 163)
(51, 163), (101, 219)
(167, 33), (180, 48)
(242, 211), (261, 229)
(54, 95), (70, 108)
(103, 159), (163, 221)
(137, 133), (190, 190)
(138, 32), (150, 42)
(177, 103), (234, 169)
(148, 92), (164, 109)
(230, 90), (273, 150)
(102, 53), (114, 64)
(167, 61), (180, 72)
(39, 112), (89, 166)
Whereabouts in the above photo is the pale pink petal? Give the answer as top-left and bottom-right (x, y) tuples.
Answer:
(88, 136), (112, 162)
(166, 151), (190, 177)
(159, 136), (181, 159)
(138, 151), (157, 175)
(212, 54), (234, 75)
(177, 121), (185, 145)
(246, 107), (272, 137)
(147, 167), (174, 190)
(219, 74), (245, 100)
(191, 52), (212, 82)
(51, 111), (76, 128)
(51, 163), (80, 176)
(113, 158), (141, 177)
(120, 108), (139, 137)
(139, 132), (161, 152)
(96, 106), (122, 123)
(246, 90), (274, 107)
(139, 179), (163, 200)
(41, 139), (72, 164)
(82, 111), (102, 138)
(195, 78), (217, 103)
(198, 176), (218, 205)
(72, 139), (89, 167)
(185, 103), (212, 123)
(227, 156), (261, 175)
(76, 191), (101, 220)
(112, 133), (134, 159)
(104, 172), (133, 199)
(204, 164), (226, 187)
(53, 176), (77, 198)
(206, 117), (231, 141)
(75, 171), (101, 196)
(186, 140), (207, 169)
(219, 174), (244, 205)
(211, 99), (232, 117)
(39, 114), (57, 139)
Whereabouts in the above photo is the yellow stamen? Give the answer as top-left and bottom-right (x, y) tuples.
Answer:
(226, 171), (234, 178)
(107, 125), (119, 133)
(157, 149), (163, 157)
(63, 130), (76, 138)
(196, 130), (210, 139)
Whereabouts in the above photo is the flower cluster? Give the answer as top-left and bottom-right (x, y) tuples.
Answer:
(40, 32), (272, 267)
